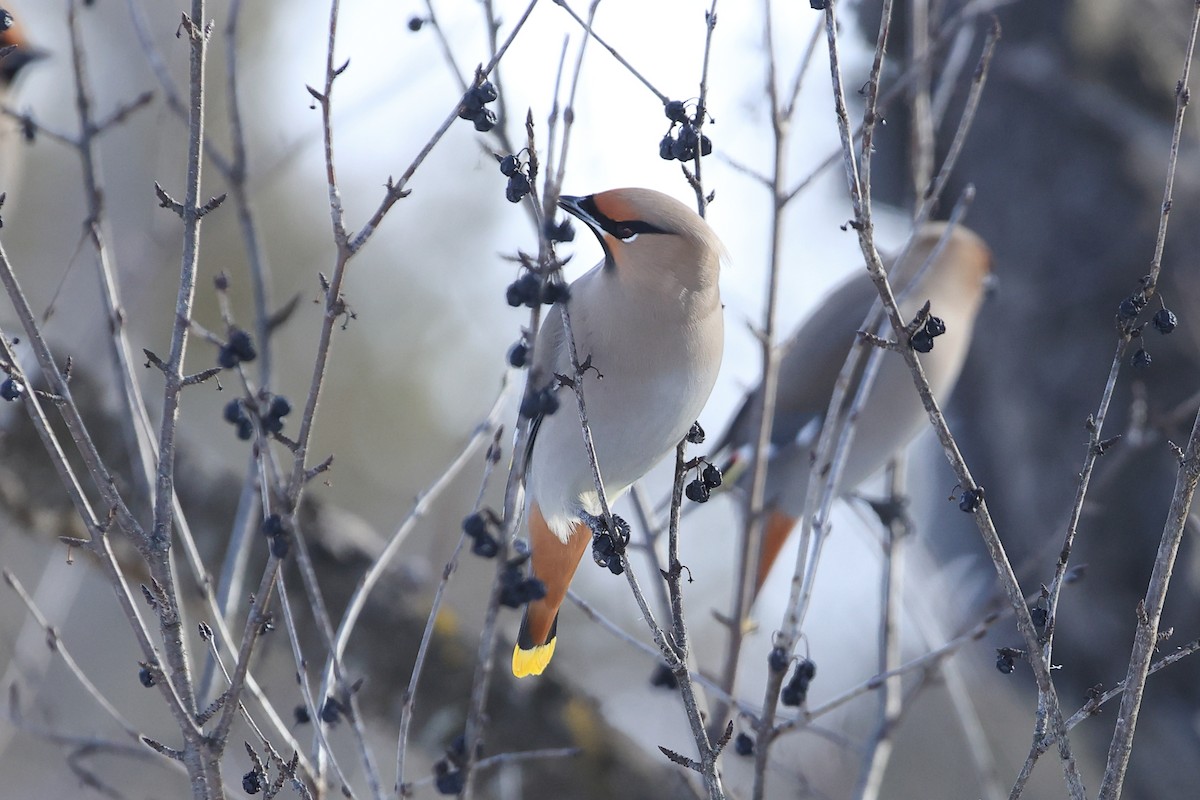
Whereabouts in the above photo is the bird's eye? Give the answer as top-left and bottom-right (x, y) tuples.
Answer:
(617, 226), (636, 241)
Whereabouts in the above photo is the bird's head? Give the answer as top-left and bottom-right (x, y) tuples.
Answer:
(558, 188), (723, 294)
(894, 222), (994, 311)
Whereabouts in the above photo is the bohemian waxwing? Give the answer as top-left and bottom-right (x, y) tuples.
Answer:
(714, 223), (992, 596)
(512, 188), (725, 677)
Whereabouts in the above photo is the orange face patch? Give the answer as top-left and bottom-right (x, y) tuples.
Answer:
(588, 189), (640, 228)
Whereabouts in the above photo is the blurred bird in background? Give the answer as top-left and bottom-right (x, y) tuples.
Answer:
(513, 188), (725, 677)
(713, 223), (993, 597)
(0, 6), (44, 193)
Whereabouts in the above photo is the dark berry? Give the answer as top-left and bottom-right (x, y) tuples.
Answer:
(671, 133), (693, 162)
(506, 172), (531, 203)
(958, 487), (985, 513)
(139, 666), (155, 687)
(686, 422), (706, 444)
(810, 0), (827, 9)
(780, 659), (815, 707)
(685, 478), (710, 503)
(924, 316), (947, 337)
(734, 732), (754, 757)
(294, 704), (310, 725)
(434, 770), (464, 796)
(261, 514), (285, 537)
(505, 272), (540, 307)
(650, 663), (678, 689)
(268, 395), (292, 419)
(700, 134), (713, 156)
(1131, 348), (1152, 368)
(521, 576), (547, 602)
(1031, 606), (1048, 628)
(702, 463), (723, 489)
(498, 565), (528, 607)
(910, 329), (935, 353)
(499, 154), (520, 176)
(659, 133), (675, 161)
(320, 697), (342, 725)
(477, 81), (498, 103)
(0, 12), (12, 33)
(458, 92), (484, 120)
(0, 378), (23, 401)
(519, 387), (559, 419)
(507, 341), (529, 368)
(242, 770), (262, 794)
(1118, 293), (1146, 320)
(678, 123), (699, 151)
(217, 346), (239, 369)
(237, 418), (255, 440)
(768, 647), (789, 673)
(223, 399), (245, 424)
(1152, 308), (1177, 334)
(471, 534), (499, 559)
(472, 108), (497, 132)
(996, 653), (1015, 674)
(228, 328), (257, 363)
(270, 533), (290, 559)
(462, 512), (488, 539)
(407, 16), (424, 32)
(541, 280), (570, 305)
(606, 553), (624, 575)
(664, 100), (688, 123)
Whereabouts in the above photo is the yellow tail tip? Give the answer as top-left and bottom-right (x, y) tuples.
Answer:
(512, 639), (556, 678)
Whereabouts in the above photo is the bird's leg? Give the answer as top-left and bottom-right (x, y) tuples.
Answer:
(580, 510), (631, 575)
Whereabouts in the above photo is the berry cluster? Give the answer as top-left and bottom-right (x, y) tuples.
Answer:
(0, 376), (23, 401)
(497, 152), (533, 203)
(223, 394), (292, 440)
(217, 327), (257, 369)
(909, 314), (946, 353)
(262, 513), (290, 560)
(734, 732), (755, 757)
(462, 510), (501, 558)
(779, 657), (817, 707)
(685, 462), (723, 504)
(458, 80), (498, 132)
(519, 385), (560, 419)
(498, 561), (547, 609)
(507, 338), (529, 368)
(591, 514), (632, 575)
(1119, 291), (1178, 368)
(658, 99), (713, 163)
(505, 270), (570, 309)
